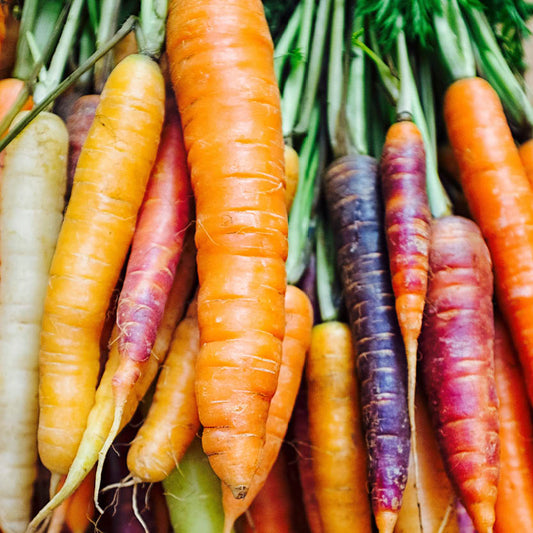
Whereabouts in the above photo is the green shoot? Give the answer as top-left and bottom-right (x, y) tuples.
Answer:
(94, 0), (122, 91)
(274, 3), (302, 83)
(136, 0), (168, 59)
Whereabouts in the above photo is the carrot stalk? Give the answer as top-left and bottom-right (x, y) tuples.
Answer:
(167, 0), (288, 499)
(273, 3), (302, 83)
(324, 154), (410, 532)
(418, 215), (499, 533)
(222, 285), (313, 532)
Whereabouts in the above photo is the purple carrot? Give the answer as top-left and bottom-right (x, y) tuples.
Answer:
(380, 118), (430, 456)
(418, 215), (499, 533)
(456, 498), (478, 533)
(323, 154), (410, 533)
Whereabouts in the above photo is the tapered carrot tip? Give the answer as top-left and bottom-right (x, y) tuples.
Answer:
(469, 501), (495, 533)
(231, 484), (248, 500)
(374, 510), (398, 533)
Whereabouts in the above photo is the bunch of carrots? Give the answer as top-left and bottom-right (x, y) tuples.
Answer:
(2, 0), (533, 532)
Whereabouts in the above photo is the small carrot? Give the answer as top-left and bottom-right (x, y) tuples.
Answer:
(0, 111), (67, 533)
(518, 139), (533, 189)
(284, 144), (299, 211)
(306, 321), (371, 533)
(28, 232), (196, 531)
(324, 154), (410, 533)
(0, 78), (33, 127)
(493, 315), (533, 533)
(444, 77), (533, 406)
(127, 294), (200, 483)
(418, 215), (499, 533)
(167, 0), (288, 499)
(222, 285), (313, 532)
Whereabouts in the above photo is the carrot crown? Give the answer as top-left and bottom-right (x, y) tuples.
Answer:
(136, 0), (168, 59)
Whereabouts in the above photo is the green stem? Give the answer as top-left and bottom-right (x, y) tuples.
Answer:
(316, 214), (340, 322)
(327, 0), (346, 157)
(280, 0), (316, 139)
(136, 0), (168, 59)
(0, 16), (137, 154)
(346, 17), (368, 156)
(78, 22), (96, 91)
(396, 20), (412, 117)
(94, 0), (122, 92)
(465, 7), (533, 136)
(12, 0), (40, 79)
(273, 3), (302, 84)
(433, 0), (476, 81)
(33, 0), (85, 106)
(294, 0), (332, 135)
(418, 54), (436, 161)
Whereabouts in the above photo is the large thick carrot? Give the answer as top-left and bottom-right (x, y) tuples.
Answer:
(493, 315), (533, 533)
(0, 111), (67, 533)
(37, 53), (165, 477)
(28, 233), (196, 531)
(380, 118), (430, 449)
(323, 154), (410, 533)
(305, 321), (371, 533)
(418, 215), (499, 533)
(166, 0), (288, 498)
(444, 77), (533, 405)
(222, 285), (313, 532)
(127, 294), (200, 482)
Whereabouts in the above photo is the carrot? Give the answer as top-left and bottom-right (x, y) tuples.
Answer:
(167, 0), (288, 498)
(0, 111), (67, 533)
(241, 448), (296, 533)
(306, 321), (371, 533)
(64, 94), (99, 201)
(380, 117), (430, 487)
(323, 154), (410, 533)
(0, 79), (32, 126)
(0, 1), (7, 59)
(0, 2), (17, 78)
(222, 285), (313, 532)
(444, 77), (533, 406)
(518, 139), (533, 189)
(456, 500), (477, 533)
(28, 232), (196, 531)
(493, 315), (533, 533)
(127, 294), (200, 483)
(418, 215), (499, 533)
(284, 144), (299, 211)
(37, 53), (164, 478)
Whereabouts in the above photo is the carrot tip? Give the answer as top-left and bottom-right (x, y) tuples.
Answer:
(469, 501), (495, 533)
(374, 509), (398, 533)
(230, 484), (249, 500)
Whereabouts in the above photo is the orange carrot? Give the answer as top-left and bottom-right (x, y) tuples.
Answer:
(127, 295), (200, 482)
(167, 0), (288, 498)
(284, 144), (299, 211)
(0, 79), (32, 125)
(306, 321), (371, 533)
(493, 315), (533, 532)
(444, 77), (533, 406)
(518, 139), (533, 189)
(222, 285), (313, 532)
(0, 1), (7, 59)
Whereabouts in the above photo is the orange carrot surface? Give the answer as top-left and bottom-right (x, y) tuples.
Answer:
(167, 0), (288, 498)
(518, 139), (533, 189)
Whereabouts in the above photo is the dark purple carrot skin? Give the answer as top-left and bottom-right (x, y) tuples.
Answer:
(418, 216), (499, 533)
(323, 154), (410, 523)
(297, 252), (320, 325)
(65, 95), (100, 202)
(456, 498), (478, 533)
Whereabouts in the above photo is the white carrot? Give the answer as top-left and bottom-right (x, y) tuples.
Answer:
(0, 111), (68, 533)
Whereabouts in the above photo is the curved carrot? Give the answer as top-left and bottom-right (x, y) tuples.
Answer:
(28, 232), (196, 531)
(37, 53), (165, 476)
(418, 215), (499, 533)
(306, 321), (371, 533)
(127, 295), (200, 482)
(518, 139), (533, 189)
(493, 315), (533, 533)
(444, 77), (533, 406)
(222, 285), (313, 532)
(167, 0), (288, 499)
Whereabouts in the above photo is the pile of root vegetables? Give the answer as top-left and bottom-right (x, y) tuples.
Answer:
(2, 0), (533, 532)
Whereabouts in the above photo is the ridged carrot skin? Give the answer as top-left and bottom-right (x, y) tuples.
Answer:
(127, 295), (200, 482)
(518, 139), (533, 189)
(305, 321), (372, 533)
(222, 285), (313, 532)
(37, 53), (165, 476)
(380, 119), (430, 439)
(28, 233), (196, 531)
(418, 215), (499, 533)
(167, 0), (288, 498)
(493, 316), (533, 533)
(65, 95), (99, 200)
(444, 77), (533, 406)
(323, 154), (409, 533)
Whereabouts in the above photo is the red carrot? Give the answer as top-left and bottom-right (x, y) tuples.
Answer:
(418, 215), (499, 533)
